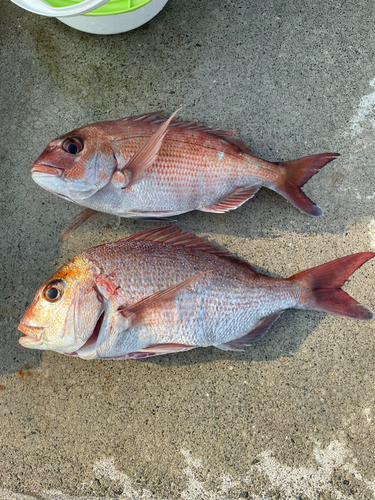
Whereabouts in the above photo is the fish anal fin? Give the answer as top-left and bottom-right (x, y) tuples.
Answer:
(200, 186), (261, 213)
(121, 108), (180, 185)
(216, 312), (281, 350)
(59, 208), (98, 242)
(118, 270), (211, 326)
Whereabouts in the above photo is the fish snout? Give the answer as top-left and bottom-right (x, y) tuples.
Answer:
(31, 141), (78, 176)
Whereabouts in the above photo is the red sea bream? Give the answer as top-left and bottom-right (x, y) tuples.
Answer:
(31, 111), (338, 235)
(18, 227), (374, 360)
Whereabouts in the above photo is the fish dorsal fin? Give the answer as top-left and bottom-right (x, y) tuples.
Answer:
(121, 226), (256, 271)
(200, 186), (261, 213)
(121, 111), (254, 155)
(121, 111), (166, 123)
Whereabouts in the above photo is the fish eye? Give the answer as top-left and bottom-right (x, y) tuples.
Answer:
(43, 281), (64, 303)
(62, 137), (84, 155)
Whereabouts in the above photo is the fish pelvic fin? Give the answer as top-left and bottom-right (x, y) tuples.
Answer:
(59, 208), (98, 242)
(274, 153), (339, 217)
(289, 252), (375, 319)
(99, 344), (196, 360)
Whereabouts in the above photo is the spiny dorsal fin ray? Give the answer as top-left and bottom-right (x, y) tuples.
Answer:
(122, 226), (256, 271)
(121, 111), (254, 155)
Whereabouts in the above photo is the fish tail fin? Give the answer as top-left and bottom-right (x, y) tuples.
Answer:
(275, 153), (339, 216)
(289, 252), (374, 319)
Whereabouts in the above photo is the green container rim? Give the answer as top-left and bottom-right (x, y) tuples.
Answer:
(45, 0), (152, 16)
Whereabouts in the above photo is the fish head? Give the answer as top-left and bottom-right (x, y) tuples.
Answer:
(31, 124), (117, 202)
(18, 257), (104, 354)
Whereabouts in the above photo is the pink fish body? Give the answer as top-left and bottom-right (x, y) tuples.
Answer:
(31, 111), (338, 227)
(19, 227), (374, 360)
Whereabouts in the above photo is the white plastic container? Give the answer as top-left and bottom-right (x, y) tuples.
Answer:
(10, 0), (169, 35)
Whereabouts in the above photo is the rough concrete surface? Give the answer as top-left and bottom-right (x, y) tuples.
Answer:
(1, 0), (375, 498)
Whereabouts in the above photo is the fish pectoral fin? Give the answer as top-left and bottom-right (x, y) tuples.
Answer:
(59, 208), (98, 242)
(117, 270), (212, 326)
(200, 186), (261, 213)
(215, 312), (282, 351)
(121, 108), (180, 186)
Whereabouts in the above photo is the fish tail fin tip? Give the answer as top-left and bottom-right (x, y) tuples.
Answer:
(290, 252), (374, 319)
(277, 153), (339, 217)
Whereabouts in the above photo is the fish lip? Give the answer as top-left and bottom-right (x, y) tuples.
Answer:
(18, 323), (43, 342)
(31, 164), (63, 177)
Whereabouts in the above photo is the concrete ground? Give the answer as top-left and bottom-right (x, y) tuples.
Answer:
(1, 0), (375, 498)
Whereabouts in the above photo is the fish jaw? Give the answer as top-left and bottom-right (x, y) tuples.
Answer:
(18, 320), (61, 351)
(31, 169), (74, 202)
(18, 323), (46, 349)
(31, 164), (100, 203)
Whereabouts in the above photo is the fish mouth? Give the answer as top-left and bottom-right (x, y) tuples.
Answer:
(32, 164), (63, 177)
(18, 323), (44, 348)
(18, 323), (43, 341)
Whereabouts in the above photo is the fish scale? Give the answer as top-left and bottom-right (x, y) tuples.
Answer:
(85, 241), (276, 353)
(113, 132), (248, 212)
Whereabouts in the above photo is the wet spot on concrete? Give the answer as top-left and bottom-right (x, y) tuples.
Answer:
(29, 20), (197, 113)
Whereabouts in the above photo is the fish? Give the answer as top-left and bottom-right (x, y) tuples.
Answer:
(31, 111), (339, 239)
(18, 226), (374, 360)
